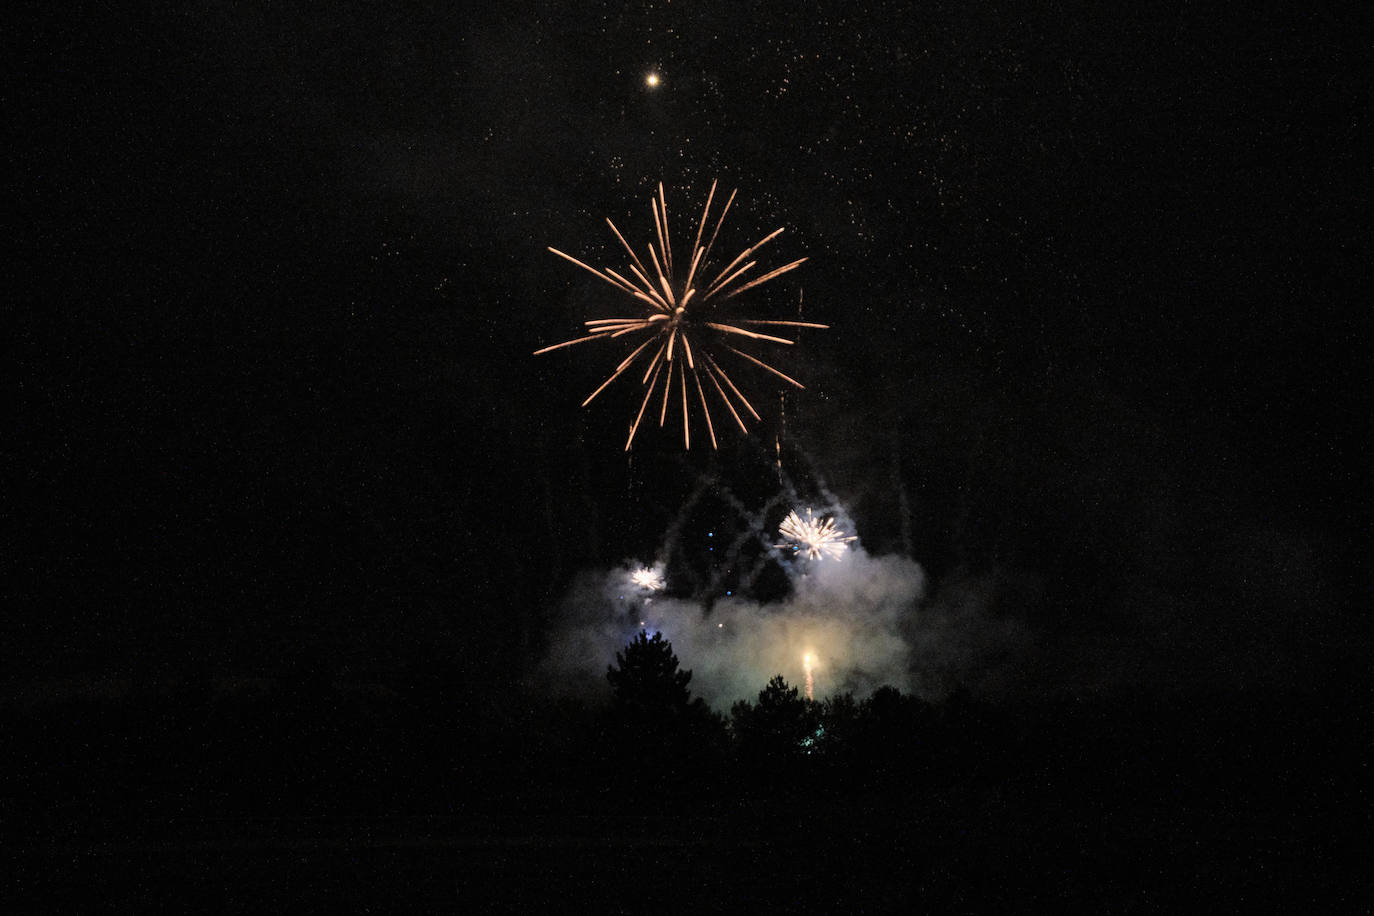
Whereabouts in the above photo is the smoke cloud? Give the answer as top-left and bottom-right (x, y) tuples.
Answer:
(533, 470), (1343, 708)
(538, 543), (926, 710)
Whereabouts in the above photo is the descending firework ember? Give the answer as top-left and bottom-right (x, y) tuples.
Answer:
(534, 181), (826, 450)
(775, 508), (857, 561)
(630, 567), (665, 591)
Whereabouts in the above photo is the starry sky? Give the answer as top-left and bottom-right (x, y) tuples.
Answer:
(10, 2), (1368, 693)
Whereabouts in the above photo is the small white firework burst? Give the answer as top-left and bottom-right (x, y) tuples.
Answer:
(775, 508), (857, 561)
(629, 566), (665, 591)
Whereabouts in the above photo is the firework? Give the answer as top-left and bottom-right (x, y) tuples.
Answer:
(630, 567), (665, 591)
(534, 181), (827, 450)
(803, 651), (815, 701)
(775, 507), (857, 561)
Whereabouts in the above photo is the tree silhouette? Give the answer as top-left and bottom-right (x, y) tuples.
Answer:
(603, 631), (726, 796)
(815, 691), (861, 763)
(854, 685), (932, 785)
(731, 675), (819, 770)
(606, 630), (694, 718)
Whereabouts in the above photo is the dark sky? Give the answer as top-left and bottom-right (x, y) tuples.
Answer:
(9, 2), (1368, 694)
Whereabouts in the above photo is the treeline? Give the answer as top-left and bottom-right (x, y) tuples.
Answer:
(4, 632), (1362, 824)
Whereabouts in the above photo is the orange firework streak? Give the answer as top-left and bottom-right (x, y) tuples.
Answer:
(534, 181), (826, 450)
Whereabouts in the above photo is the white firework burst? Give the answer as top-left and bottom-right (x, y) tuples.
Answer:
(629, 566), (665, 591)
(775, 508), (856, 561)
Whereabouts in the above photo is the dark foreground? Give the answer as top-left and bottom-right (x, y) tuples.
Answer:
(19, 799), (1355, 911)
(8, 676), (1366, 911)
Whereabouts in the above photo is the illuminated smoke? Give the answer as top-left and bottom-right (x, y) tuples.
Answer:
(540, 543), (926, 710)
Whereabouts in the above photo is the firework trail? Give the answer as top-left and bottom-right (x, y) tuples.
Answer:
(646, 465), (792, 602)
(703, 489), (792, 598)
(776, 507), (857, 561)
(656, 473), (717, 580)
(535, 181), (827, 450)
(803, 652), (815, 701)
(642, 451), (853, 602)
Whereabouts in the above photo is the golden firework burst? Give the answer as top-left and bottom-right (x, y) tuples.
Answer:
(534, 181), (826, 450)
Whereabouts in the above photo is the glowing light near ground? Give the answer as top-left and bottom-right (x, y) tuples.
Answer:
(534, 181), (826, 450)
(775, 508), (857, 560)
(630, 567), (665, 591)
(803, 652), (815, 701)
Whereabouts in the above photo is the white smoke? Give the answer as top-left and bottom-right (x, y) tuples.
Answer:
(539, 545), (926, 710)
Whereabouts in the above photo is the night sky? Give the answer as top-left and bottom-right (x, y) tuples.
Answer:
(10, 1), (1368, 697)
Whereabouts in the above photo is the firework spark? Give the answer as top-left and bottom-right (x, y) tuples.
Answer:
(775, 508), (857, 561)
(630, 567), (665, 591)
(803, 651), (815, 701)
(535, 181), (826, 450)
